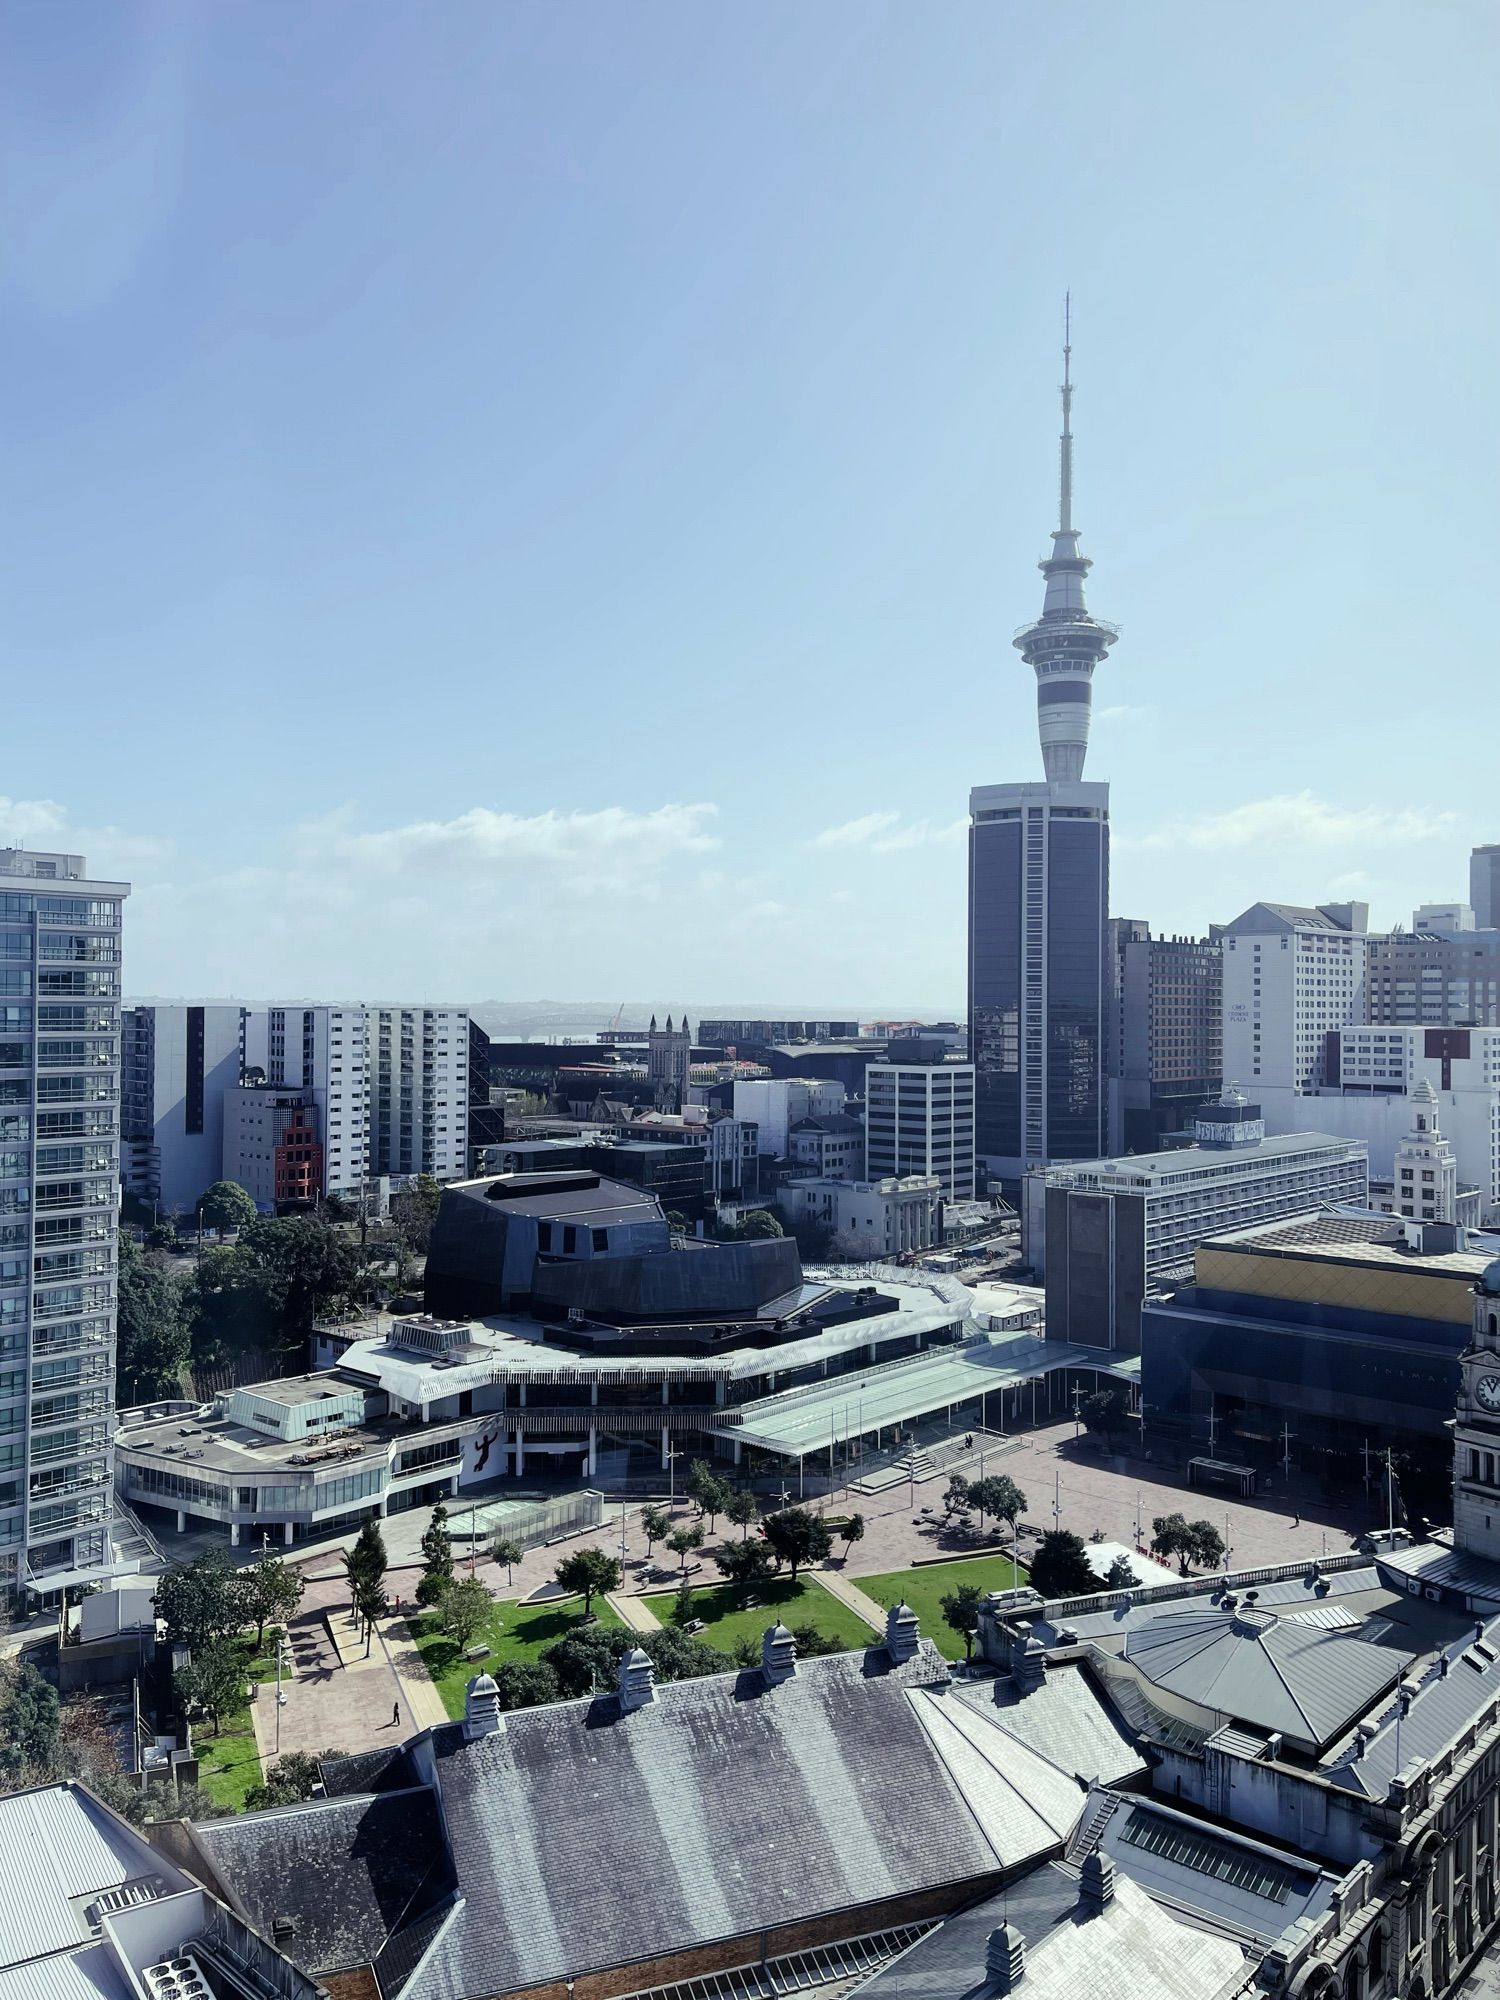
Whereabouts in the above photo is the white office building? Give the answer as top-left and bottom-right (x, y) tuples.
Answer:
(1254, 1022), (1500, 1224)
(242, 1005), (369, 1196)
(121, 1004), (243, 1216)
(865, 1052), (976, 1201)
(780, 1174), (940, 1259)
(368, 1007), (469, 1181)
(1024, 1088), (1369, 1352)
(732, 1077), (847, 1158)
(1218, 900), (1369, 1094)
(0, 847), (130, 1605)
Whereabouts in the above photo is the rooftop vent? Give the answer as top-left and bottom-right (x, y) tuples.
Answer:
(884, 1601), (919, 1664)
(464, 1671), (504, 1740)
(1079, 1850), (1116, 1915)
(761, 1623), (797, 1686)
(985, 1921), (1026, 1993)
(618, 1646), (656, 1712)
(142, 1951), (210, 2000)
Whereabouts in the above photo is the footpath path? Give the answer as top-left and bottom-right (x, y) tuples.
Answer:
(813, 1570), (885, 1632)
(609, 1592), (663, 1634)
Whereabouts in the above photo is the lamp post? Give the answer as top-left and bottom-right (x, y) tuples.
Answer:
(667, 1447), (682, 1510)
(274, 1633), (289, 1755)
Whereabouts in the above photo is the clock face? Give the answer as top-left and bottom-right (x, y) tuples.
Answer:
(1477, 1375), (1500, 1413)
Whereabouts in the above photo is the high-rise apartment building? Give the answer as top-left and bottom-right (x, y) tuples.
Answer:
(0, 848), (129, 1605)
(1366, 926), (1500, 1026)
(368, 1007), (468, 1180)
(241, 1006), (368, 1196)
(1217, 901), (1368, 1094)
(970, 312), (1114, 1182)
(864, 1043), (976, 1201)
(1471, 844), (1500, 931)
(1107, 922), (1223, 1154)
(121, 1004), (244, 1216)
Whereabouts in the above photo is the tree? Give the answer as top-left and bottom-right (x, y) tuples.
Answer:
(391, 1174), (444, 1255)
(239, 1556), (305, 1648)
(154, 1551), (244, 1651)
(724, 1487), (759, 1539)
(685, 1462), (731, 1532)
(839, 1513), (866, 1561)
(554, 1548), (622, 1616)
(1104, 1553), (1138, 1590)
(115, 1236), (190, 1403)
(941, 1583), (986, 1662)
(762, 1507), (833, 1582)
(415, 1570), (452, 1609)
(439, 1576), (493, 1651)
(640, 1504), (671, 1557)
(489, 1534), (523, 1584)
(0, 1658), (61, 1776)
(716, 1538), (776, 1602)
(491, 1661), (561, 1711)
(1081, 1388), (1129, 1448)
(942, 1473), (972, 1521)
(1188, 1519), (1228, 1571)
(420, 1504), (456, 1592)
(1150, 1513), (1197, 1576)
(789, 1622), (842, 1658)
(353, 1576), (388, 1655)
(181, 1245), (282, 1362)
(734, 1208), (784, 1239)
(198, 1179), (258, 1236)
(666, 1524), (705, 1576)
(1028, 1530), (1098, 1600)
(643, 1625), (734, 1682)
(175, 1642), (245, 1738)
(968, 1473), (1027, 1539)
(243, 1749), (341, 1811)
(239, 1215), (363, 1333)
(346, 1519), (389, 1600)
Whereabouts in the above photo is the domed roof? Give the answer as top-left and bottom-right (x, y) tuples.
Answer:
(1480, 1260), (1500, 1298)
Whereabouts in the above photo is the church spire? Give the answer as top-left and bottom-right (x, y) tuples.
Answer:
(1012, 299), (1119, 786)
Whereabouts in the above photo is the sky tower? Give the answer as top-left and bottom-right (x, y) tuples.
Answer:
(1011, 297), (1118, 783)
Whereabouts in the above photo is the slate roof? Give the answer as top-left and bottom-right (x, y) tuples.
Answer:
(952, 1665), (1148, 1787)
(1122, 1605), (1402, 1751)
(190, 1788), (450, 1976)
(404, 1642), (1038, 2000)
(1324, 1612), (1500, 1798)
(853, 1871), (1251, 2000)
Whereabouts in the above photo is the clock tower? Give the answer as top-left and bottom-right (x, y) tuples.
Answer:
(1451, 1260), (1500, 1562)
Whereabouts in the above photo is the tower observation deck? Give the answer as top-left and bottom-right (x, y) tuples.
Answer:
(1011, 298), (1119, 784)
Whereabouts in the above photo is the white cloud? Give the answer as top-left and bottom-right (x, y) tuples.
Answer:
(0, 795), (174, 867)
(1094, 703), (1156, 725)
(313, 802), (719, 879)
(1124, 791), (1457, 856)
(809, 812), (966, 854)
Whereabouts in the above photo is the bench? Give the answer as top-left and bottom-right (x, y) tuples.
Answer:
(463, 1643), (491, 1661)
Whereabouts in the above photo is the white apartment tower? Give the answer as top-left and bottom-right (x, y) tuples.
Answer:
(1218, 901), (1369, 1094)
(368, 1007), (469, 1180)
(245, 1006), (369, 1196)
(0, 848), (130, 1605)
(864, 1050), (977, 1202)
(122, 1004), (244, 1216)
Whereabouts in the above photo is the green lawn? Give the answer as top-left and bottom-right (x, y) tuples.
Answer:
(194, 1640), (277, 1813)
(861, 1555), (1028, 1656)
(672, 1573), (877, 1655)
(410, 1594), (628, 1720)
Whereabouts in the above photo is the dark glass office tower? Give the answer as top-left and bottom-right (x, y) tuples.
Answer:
(970, 308), (1114, 1184)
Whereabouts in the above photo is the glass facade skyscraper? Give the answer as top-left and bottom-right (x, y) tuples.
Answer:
(969, 312), (1114, 1186)
(0, 847), (129, 1607)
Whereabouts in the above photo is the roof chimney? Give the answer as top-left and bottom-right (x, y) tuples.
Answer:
(985, 1922), (1026, 1992)
(463, 1672), (504, 1740)
(884, 1601), (920, 1663)
(762, 1623), (797, 1685)
(618, 1646), (656, 1712)
(1079, 1851), (1116, 1914)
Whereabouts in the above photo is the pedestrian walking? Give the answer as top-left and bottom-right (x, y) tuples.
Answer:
(392, 1700), (401, 1728)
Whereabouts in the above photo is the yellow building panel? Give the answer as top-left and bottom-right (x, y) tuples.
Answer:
(1195, 1244), (1476, 1325)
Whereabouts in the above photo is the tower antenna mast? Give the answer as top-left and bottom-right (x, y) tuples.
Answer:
(1059, 291), (1074, 535)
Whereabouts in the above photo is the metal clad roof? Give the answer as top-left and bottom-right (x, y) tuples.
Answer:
(0, 1942), (136, 2000)
(0, 1789), (158, 1972)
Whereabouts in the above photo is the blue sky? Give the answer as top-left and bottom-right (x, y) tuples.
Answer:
(4, 2), (1497, 1009)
